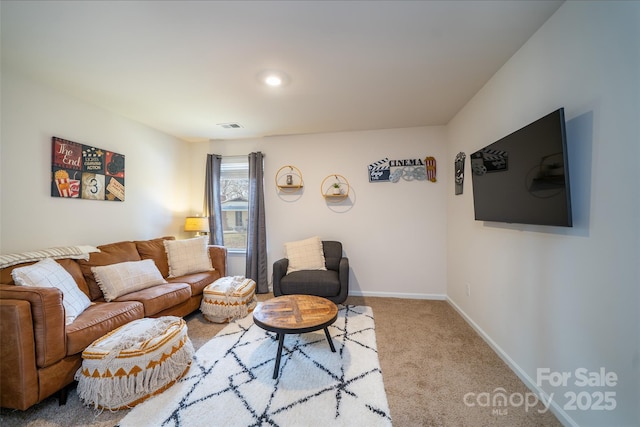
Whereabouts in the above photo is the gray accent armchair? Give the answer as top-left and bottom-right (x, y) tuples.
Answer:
(272, 241), (349, 304)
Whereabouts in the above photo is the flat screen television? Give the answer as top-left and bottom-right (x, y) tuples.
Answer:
(470, 108), (572, 227)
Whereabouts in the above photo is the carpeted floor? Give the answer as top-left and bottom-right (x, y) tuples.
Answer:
(0, 294), (561, 426)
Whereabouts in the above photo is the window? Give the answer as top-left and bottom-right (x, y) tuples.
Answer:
(220, 157), (248, 251)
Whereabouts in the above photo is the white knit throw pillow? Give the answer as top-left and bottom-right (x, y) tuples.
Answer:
(92, 259), (167, 302)
(12, 257), (91, 324)
(163, 236), (213, 278)
(284, 236), (327, 274)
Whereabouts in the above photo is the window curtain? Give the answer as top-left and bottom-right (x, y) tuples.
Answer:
(246, 152), (268, 293)
(204, 154), (224, 246)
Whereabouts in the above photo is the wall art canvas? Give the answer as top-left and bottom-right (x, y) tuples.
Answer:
(51, 137), (125, 201)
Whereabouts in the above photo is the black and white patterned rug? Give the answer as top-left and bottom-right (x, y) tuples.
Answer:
(118, 305), (392, 427)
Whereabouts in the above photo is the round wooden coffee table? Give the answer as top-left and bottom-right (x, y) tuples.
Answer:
(253, 294), (338, 379)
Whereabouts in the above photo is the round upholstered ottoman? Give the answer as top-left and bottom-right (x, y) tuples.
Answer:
(75, 316), (194, 410)
(200, 276), (257, 323)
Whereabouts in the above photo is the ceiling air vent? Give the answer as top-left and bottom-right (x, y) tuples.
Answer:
(217, 123), (243, 129)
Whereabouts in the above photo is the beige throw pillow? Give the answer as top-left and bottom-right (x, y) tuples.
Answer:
(92, 259), (167, 302)
(164, 236), (213, 278)
(12, 257), (91, 324)
(284, 236), (327, 274)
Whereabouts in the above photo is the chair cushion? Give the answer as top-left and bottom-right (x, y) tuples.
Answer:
(279, 269), (341, 298)
(284, 236), (327, 274)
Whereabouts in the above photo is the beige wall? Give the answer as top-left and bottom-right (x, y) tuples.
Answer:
(0, 68), (193, 251)
(204, 127), (449, 298)
(446, 2), (639, 426)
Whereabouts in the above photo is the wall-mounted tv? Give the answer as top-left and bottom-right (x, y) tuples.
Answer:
(470, 108), (572, 227)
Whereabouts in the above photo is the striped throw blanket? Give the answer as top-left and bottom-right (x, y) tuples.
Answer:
(0, 245), (100, 269)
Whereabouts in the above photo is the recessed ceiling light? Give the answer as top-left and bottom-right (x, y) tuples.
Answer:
(265, 75), (282, 87)
(258, 70), (290, 87)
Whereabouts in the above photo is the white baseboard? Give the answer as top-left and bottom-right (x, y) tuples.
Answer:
(348, 290), (447, 300)
(446, 297), (577, 427)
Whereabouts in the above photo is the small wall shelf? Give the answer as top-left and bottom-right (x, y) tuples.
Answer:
(275, 165), (304, 193)
(321, 174), (350, 201)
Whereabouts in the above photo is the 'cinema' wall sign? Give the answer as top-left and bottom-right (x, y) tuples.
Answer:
(368, 157), (437, 183)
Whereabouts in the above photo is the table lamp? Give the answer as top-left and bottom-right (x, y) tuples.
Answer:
(184, 216), (209, 236)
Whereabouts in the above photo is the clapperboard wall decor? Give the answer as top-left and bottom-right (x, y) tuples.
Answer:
(470, 148), (508, 176)
(368, 158), (391, 182)
(368, 156), (437, 183)
(51, 137), (125, 201)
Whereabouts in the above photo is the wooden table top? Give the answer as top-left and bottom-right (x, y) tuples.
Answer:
(253, 295), (338, 334)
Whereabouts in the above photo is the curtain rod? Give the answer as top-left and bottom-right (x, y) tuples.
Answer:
(217, 153), (265, 159)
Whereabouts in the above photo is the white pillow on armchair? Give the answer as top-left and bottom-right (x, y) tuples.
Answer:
(284, 236), (327, 274)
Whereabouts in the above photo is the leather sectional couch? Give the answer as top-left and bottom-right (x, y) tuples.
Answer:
(0, 236), (227, 411)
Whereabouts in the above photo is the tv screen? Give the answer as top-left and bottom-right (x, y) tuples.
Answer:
(470, 108), (572, 227)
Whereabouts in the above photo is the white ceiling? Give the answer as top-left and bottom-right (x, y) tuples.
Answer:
(1, 1), (563, 142)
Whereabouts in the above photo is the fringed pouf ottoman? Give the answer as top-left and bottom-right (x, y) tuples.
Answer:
(200, 276), (257, 323)
(75, 316), (194, 410)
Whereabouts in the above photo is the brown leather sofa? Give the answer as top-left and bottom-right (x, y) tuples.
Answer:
(0, 236), (227, 411)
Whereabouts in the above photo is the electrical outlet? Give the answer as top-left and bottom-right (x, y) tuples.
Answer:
(466, 283), (471, 297)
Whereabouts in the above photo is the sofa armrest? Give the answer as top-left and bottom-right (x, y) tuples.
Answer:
(0, 284), (66, 368)
(272, 258), (289, 297)
(208, 245), (227, 277)
(0, 299), (39, 410)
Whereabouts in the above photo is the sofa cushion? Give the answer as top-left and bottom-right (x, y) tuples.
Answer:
(135, 236), (175, 278)
(78, 241), (141, 300)
(92, 259), (167, 302)
(66, 300), (144, 356)
(12, 258), (91, 325)
(164, 236), (213, 278)
(284, 236), (327, 274)
(113, 282), (191, 317)
(167, 270), (221, 297)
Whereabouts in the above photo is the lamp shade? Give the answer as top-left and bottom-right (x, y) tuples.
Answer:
(184, 216), (209, 233)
